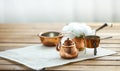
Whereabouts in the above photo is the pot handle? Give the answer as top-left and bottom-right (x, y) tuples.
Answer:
(56, 41), (61, 51)
(96, 23), (108, 32)
(100, 36), (112, 40)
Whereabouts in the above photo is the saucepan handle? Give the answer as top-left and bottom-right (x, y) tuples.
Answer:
(96, 23), (108, 32)
(100, 36), (112, 40)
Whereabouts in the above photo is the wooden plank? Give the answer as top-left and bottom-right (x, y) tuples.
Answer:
(0, 23), (119, 27)
(0, 43), (120, 51)
(0, 59), (20, 65)
(101, 47), (120, 52)
(0, 29), (61, 33)
(0, 32), (120, 36)
(46, 65), (120, 71)
(0, 64), (119, 71)
(93, 56), (120, 61)
(0, 59), (120, 66)
(0, 25), (119, 32)
(1, 28), (119, 32)
(0, 44), (37, 51)
(0, 39), (119, 44)
(113, 52), (120, 56)
(0, 35), (119, 40)
(0, 24), (99, 28)
(0, 43), (120, 48)
(0, 64), (120, 71)
(100, 39), (120, 44)
(0, 65), (31, 70)
(0, 23), (99, 29)
(72, 60), (120, 65)
(0, 38), (40, 43)
(100, 44), (120, 48)
(0, 60), (120, 70)
(0, 43), (35, 47)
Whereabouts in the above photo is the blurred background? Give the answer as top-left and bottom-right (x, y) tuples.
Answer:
(0, 0), (120, 23)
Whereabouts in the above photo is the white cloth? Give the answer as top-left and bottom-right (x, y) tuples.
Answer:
(0, 44), (116, 70)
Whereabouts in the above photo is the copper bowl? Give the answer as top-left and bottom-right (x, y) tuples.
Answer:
(37, 31), (63, 46)
(85, 35), (100, 48)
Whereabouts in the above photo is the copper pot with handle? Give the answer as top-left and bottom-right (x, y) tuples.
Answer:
(56, 38), (79, 59)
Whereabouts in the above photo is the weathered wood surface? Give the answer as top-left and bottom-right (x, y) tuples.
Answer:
(0, 23), (120, 71)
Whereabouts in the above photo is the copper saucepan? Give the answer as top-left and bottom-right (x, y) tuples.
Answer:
(85, 35), (112, 48)
(85, 35), (112, 55)
(85, 35), (100, 48)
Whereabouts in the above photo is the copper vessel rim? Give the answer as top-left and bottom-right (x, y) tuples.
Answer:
(85, 35), (100, 39)
(38, 31), (63, 38)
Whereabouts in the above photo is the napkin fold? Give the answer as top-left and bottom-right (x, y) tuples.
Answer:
(0, 45), (116, 70)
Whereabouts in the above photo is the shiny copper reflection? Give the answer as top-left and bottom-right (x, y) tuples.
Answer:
(85, 35), (100, 48)
(56, 38), (79, 59)
(38, 31), (63, 47)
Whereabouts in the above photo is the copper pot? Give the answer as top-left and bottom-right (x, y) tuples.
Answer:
(38, 31), (63, 46)
(72, 37), (85, 51)
(56, 38), (79, 59)
(85, 35), (100, 55)
(85, 35), (100, 48)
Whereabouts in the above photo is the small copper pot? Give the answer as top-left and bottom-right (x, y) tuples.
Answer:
(85, 35), (100, 55)
(37, 31), (63, 46)
(85, 35), (100, 48)
(72, 37), (85, 51)
(56, 38), (79, 59)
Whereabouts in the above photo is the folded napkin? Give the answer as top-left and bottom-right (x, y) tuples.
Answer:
(0, 44), (116, 70)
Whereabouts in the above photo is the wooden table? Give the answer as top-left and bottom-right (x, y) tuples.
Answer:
(0, 23), (120, 71)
